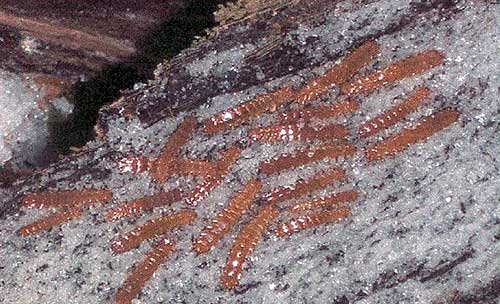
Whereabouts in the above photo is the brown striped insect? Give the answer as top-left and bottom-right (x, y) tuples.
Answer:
(295, 40), (380, 103)
(259, 144), (356, 175)
(17, 207), (82, 236)
(202, 87), (295, 134)
(264, 168), (346, 205)
(220, 204), (278, 289)
(117, 156), (217, 178)
(276, 207), (350, 238)
(289, 190), (358, 213)
(21, 188), (112, 209)
(358, 87), (430, 138)
(341, 50), (444, 96)
(248, 123), (348, 142)
(150, 116), (198, 182)
(105, 189), (182, 222)
(192, 179), (261, 254)
(365, 108), (459, 162)
(278, 99), (360, 124)
(184, 147), (241, 206)
(114, 238), (176, 304)
(174, 159), (219, 177)
(111, 210), (196, 254)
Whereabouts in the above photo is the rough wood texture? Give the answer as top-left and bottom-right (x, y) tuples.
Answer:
(0, 1), (186, 79)
(0, 1), (498, 304)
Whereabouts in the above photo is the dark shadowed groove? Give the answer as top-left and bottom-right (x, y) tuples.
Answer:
(50, 0), (230, 154)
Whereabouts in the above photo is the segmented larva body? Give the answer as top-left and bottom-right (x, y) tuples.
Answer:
(105, 189), (182, 222)
(289, 190), (359, 213)
(264, 168), (346, 205)
(221, 204), (278, 289)
(341, 50), (444, 96)
(259, 144), (356, 175)
(279, 99), (360, 124)
(202, 87), (295, 134)
(249, 123), (348, 142)
(114, 238), (176, 304)
(359, 87), (430, 138)
(151, 116), (197, 182)
(276, 207), (350, 238)
(295, 40), (380, 103)
(21, 189), (113, 209)
(116, 155), (152, 174)
(192, 179), (262, 254)
(184, 147), (241, 206)
(111, 210), (196, 254)
(175, 159), (218, 177)
(117, 156), (217, 178)
(365, 108), (459, 162)
(17, 207), (82, 236)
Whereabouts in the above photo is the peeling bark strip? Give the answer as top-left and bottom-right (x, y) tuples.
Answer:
(276, 207), (350, 237)
(114, 238), (176, 304)
(365, 108), (459, 162)
(221, 205), (278, 290)
(21, 189), (112, 209)
(202, 87), (295, 134)
(184, 147), (241, 206)
(151, 116), (198, 182)
(17, 207), (82, 236)
(279, 99), (360, 123)
(249, 123), (348, 142)
(259, 144), (356, 175)
(0, 10), (135, 58)
(295, 40), (380, 103)
(264, 168), (346, 205)
(359, 87), (430, 138)
(105, 189), (182, 222)
(111, 210), (196, 254)
(342, 50), (444, 95)
(289, 190), (359, 213)
(192, 180), (262, 254)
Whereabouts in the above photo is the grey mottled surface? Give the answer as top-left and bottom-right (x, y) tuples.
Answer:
(1, 1), (499, 304)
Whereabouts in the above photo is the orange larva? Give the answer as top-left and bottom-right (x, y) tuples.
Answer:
(150, 116), (197, 182)
(295, 40), (380, 103)
(175, 159), (218, 177)
(342, 50), (444, 96)
(358, 87), (430, 138)
(184, 147), (241, 206)
(365, 108), (459, 162)
(276, 207), (350, 238)
(202, 87), (295, 134)
(289, 190), (359, 213)
(17, 207), (82, 236)
(278, 98), (360, 124)
(21, 189), (113, 209)
(111, 210), (196, 254)
(264, 168), (346, 205)
(114, 238), (176, 304)
(259, 144), (356, 175)
(220, 204), (278, 289)
(105, 189), (182, 222)
(248, 123), (348, 142)
(192, 179), (261, 254)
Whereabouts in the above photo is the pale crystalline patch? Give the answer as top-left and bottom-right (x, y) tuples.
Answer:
(0, 69), (73, 167)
